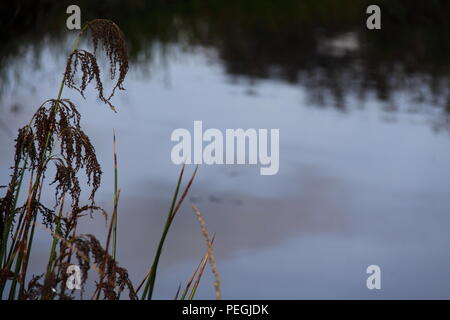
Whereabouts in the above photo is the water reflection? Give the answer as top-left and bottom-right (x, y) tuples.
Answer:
(1, 0), (450, 299)
(2, 0), (450, 113)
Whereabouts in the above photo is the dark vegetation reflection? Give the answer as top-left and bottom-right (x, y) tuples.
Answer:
(1, 0), (450, 123)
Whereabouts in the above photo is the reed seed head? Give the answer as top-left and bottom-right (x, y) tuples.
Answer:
(64, 19), (129, 112)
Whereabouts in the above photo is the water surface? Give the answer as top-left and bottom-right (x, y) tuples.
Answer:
(1, 1), (450, 299)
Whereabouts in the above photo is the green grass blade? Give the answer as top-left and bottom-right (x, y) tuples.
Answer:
(141, 164), (185, 300)
(141, 165), (197, 300)
(0, 154), (28, 266)
(44, 196), (65, 280)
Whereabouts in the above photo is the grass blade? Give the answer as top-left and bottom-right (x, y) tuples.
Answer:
(92, 190), (121, 300)
(188, 251), (209, 300)
(181, 236), (215, 300)
(181, 255), (205, 300)
(44, 194), (65, 288)
(174, 283), (181, 300)
(141, 165), (197, 300)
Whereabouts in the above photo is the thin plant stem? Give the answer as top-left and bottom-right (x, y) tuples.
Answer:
(45, 195), (65, 281)
(112, 130), (118, 261)
(0, 154), (28, 266)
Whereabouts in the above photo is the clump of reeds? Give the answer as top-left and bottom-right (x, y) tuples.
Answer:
(0, 19), (219, 300)
(0, 18), (131, 300)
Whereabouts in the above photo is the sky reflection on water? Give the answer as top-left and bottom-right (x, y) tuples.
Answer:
(1, 35), (450, 298)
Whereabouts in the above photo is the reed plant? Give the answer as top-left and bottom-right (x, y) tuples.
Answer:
(0, 19), (219, 300)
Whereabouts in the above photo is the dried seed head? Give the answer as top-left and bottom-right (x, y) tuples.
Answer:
(25, 230), (135, 300)
(61, 205), (107, 239)
(15, 200), (55, 231)
(87, 19), (128, 93)
(14, 126), (38, 167)
(64, 19), (129, 112)
(192, 206), (221, 300)
(24, 275), (45, 300)
(64, 49), (116, 111)
(73, 234), (136, 300)
(32, 99), (102, 209)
